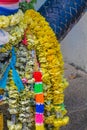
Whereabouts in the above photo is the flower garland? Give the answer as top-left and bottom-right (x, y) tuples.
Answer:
(0, 10), (24, 28)
(0, 8), (69, 130)
(7, 71), (22, 130)
(0, 10), (27, 53)
(16, 31), (45, 129)
(15, 43), (35, 129)
(24, 9), (69, 129)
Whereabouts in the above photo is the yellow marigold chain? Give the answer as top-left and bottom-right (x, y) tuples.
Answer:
(24, 10), (69, 129)
(0, 9), (69, 129)
(24, 9), (68, 102)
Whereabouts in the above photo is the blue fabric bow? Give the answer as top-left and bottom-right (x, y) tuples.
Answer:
(0, 47), (24, 92)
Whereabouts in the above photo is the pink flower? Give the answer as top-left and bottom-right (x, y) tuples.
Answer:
(26, 0), (31, 3)
(19, 0), (24, 2)
(22, 78), (28, 84)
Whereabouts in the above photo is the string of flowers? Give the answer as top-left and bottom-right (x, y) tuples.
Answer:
(15, 42), (35, 130)
(0, 11), (27, 53)
(0, 7), (69, 130)
(7, 70), (22, 130)
(24, 9), (69, 129)
(21, 28), (45, 129)
(0, 10), (24, 29)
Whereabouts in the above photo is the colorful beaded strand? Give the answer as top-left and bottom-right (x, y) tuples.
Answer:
(33, 71), (44, 130)
(33, 50), (44, 130)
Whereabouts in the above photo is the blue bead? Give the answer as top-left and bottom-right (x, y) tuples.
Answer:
(36, 104), (44, 113)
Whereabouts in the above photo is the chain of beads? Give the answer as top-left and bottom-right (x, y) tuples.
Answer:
(33, 71), (44, 130)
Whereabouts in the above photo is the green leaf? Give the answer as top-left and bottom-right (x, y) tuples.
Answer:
(31, 0), (37, 3)
(19, 0), (37, 12)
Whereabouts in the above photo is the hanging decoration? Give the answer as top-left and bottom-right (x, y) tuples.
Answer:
(0, 0), (69, 130)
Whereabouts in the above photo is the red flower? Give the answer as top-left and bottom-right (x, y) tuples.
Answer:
(22, 31), (28, 45)
(33, 71), (42, 82)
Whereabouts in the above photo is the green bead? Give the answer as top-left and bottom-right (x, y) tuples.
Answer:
(34, 84), (43, 93)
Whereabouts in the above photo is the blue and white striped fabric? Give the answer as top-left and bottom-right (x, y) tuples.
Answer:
(0, 2), (19, 16)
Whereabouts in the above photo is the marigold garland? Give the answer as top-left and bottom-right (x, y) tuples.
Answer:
(24, 9), (69, 129)
(0, 9), (69, 130)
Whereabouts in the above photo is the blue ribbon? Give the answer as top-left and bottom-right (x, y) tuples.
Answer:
(0, 47), (24, 92)
(0, 95), (3, 100)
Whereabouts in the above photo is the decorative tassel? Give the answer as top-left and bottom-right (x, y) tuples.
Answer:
(33, 71), (44, 130)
